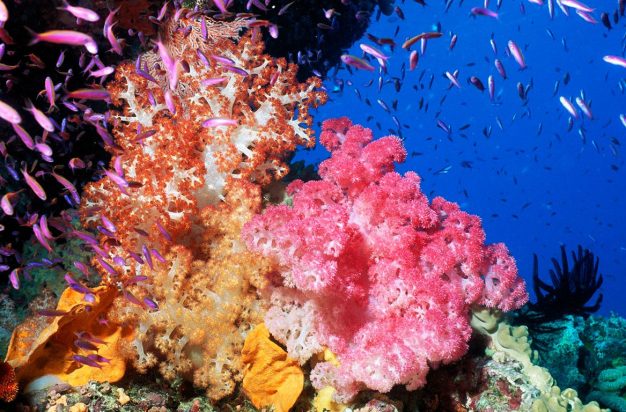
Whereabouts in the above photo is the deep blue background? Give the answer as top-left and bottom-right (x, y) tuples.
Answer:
(295, 0), (626, 315)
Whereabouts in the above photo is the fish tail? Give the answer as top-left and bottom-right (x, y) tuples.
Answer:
(24, 26), (39, 46)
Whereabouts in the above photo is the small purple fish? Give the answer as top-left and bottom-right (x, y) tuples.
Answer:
(143, 297), (158, 310)
(89, 66), (114, 78)
(202, 118), (238, 128)
(96, 256), (118, 276)
(603, 55), (626, 68)
(12, 124), (34, 149)
(25, 99), (55, 131)
(142, 244), (153, 270)
(72, 354), (103, 368)
(58, 1), (100, 22)
(359, 43), (388, 61)
(507, 40), (527, 69)
(9, 268), (20, 289)
(156, 222), (172, 241)
(575, 97), (593, 119)
(22, 168), (47, 200)
(51, 172), (80, 204)
(201, 77), (227, 87)
(123, 290), (144, 307)
(471, 7), (499, 18)
(66, 88), (110, 101)
(488, 75), (495, 101)
(341, 54), (375, 71)
(0, 99), (22, 125)
(38, 309), (68, 316)
(445, 71), (461, 88)
(28, 29), (97, 54)
(560, 0), (594, 12)
(494, 59), (507, 79)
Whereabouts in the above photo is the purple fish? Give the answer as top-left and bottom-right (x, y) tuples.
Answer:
(72, 354), (103, 368)
(0, 99), (21, 125)
(507, 40), (526, 69)
(202, 118), (238, 128)
(471, 7), (499, 18)
(58, 1), (100, 22)
(28, 28), (97, 54)
(143, 297), (158, 310)
(66, 88), (110, 101)
(22, 168), (47, 200)
(341, 54), (375, 71)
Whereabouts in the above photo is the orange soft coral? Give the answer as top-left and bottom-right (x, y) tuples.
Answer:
(81, 17), (326, 255)
(108, 181), (272, 400)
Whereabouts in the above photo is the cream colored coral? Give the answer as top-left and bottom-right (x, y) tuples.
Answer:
(531, 386), (604, 412)
(117, 388), (130, 405)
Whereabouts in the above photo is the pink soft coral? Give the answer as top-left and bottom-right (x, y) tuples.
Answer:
(242, 118), (528, 401)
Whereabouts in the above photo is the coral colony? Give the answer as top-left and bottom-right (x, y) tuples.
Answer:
(0, 0), (623, 411)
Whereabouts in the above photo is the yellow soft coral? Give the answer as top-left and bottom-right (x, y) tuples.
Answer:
(242, 323), (303, 412)
(4, 287), (132, 391)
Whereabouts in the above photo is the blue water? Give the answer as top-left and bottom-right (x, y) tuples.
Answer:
(294, 0), (626, 315)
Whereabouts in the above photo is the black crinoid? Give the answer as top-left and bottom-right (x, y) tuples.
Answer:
(511, 245), (604, 350)
(531, 245), (604, 319)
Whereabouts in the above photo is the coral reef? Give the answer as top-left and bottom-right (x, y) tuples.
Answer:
(472, 310), (607, 412)
(81, 16), (326, 254)
(511, 312), (626, 410)
(588, 366), (626, 412)
(243, 118), (528, 401)
(4, 286), (132, 392)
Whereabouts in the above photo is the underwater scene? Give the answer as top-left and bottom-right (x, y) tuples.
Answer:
(0, 0), (625, 411)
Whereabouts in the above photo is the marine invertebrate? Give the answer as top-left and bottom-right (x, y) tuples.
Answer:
(81, 15), (325, 254)
(73, 13), (325, 401)
(241, 323), (304, 412)
(532, 245), (603, 319)
(107, 181), (271, 400)
(243, 118), (528, 401)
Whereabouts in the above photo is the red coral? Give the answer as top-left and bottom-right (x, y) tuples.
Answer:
(0, 361), (18, 402)
(243, 118), (528, 401)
